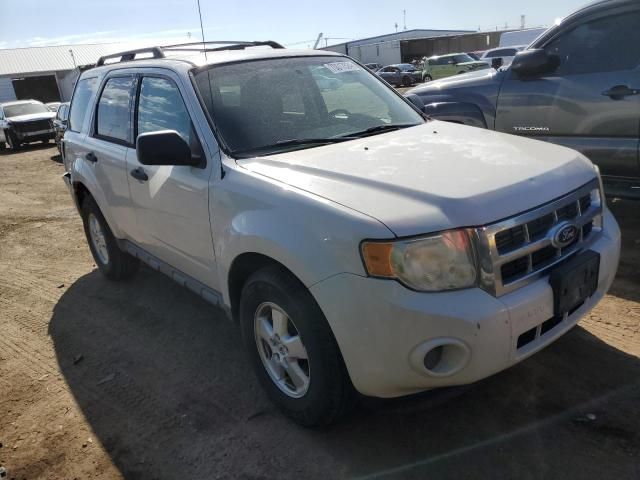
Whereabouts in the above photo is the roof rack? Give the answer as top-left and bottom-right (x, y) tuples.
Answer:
(96, 47), (165, 66)
(95, 41), (284, 66)
(162, 40), (285, 51)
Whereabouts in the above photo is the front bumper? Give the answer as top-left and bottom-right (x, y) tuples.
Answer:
(15, 129), (55, 142)
(310, 209), (621, 398)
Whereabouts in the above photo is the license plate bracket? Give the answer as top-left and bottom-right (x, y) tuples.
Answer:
(549, 250), (600, 317)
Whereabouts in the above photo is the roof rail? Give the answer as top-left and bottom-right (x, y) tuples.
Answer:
(96, 47), (165, 66)
(94, 41), (284, 67)
(161, 40), (285, 51)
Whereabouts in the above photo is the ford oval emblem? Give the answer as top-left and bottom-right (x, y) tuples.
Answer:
(552, 222), (579, 248)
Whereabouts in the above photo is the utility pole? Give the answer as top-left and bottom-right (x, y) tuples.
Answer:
(313, 33), (323, 50)
(395, 22), (398, 33)
(403, 10), (407, 30)
(520, 15), (526, 29)
(69, 49), (77, 69)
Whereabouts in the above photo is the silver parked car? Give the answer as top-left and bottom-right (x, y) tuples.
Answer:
(376, 63), (422, 87)
(62, 41), (619, 426)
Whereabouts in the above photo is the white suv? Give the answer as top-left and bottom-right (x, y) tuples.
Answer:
(63, 41), (621, 426)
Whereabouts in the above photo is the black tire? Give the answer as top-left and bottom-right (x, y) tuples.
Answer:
(0, 140), (5, 151)
(240, 265), (355, 427)
(81, 196), (139, 281)
(457, 71), (466, 75)
(5, 130), (20, 151)
(42, 138), (50, 144)
(423, 74), (432, 82)
(402, 76), (412, 87)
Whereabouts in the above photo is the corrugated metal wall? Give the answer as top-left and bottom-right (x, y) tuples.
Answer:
(0, 77), (17, 103)
(401, 31), (504, 61)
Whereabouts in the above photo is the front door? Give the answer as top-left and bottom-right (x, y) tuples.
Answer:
(126, 72), (216, 287)
(495, 7), (640, 181)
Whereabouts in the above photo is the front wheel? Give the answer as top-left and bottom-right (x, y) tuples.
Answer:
(240, 265), (355, 427)
(81, 197), (139, 280)
(423, 74), (432, 82)
(5, 130), (20, 151)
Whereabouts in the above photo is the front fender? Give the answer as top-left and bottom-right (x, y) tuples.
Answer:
(211, 164), (394, 307)
(424, 101), (488, 129)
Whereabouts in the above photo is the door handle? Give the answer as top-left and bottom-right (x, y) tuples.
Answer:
(602, 85), (639, 100)
(130, 167), (149, 182)
(85, 151), (98, 163)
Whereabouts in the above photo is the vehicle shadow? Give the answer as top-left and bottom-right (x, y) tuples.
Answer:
(49, 268), (640, 479)
(608, 198), (640, 304)
(0, 142), (56, 157)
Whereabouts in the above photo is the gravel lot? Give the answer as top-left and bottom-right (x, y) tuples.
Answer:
(1, 144), (639, 480)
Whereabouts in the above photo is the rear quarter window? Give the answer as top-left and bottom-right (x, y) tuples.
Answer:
(68, 77), (98, 132)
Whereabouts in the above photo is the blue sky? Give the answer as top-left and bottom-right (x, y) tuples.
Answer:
(1, 0), (588, 49)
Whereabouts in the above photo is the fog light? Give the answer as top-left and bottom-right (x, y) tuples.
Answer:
(423, 346), (443, 370)
(409, 338), (471, 377)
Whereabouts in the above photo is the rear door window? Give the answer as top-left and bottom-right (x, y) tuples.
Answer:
(96, 76), (134, 143)
(68, 77), (98, 132)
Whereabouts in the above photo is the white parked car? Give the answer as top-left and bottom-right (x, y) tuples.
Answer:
(63, 42), (620, 426)
(0, 100), (56, 150)
(481, 45), (527, 68)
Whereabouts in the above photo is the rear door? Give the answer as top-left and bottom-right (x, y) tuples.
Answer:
(495, 6), (640, 180)
(81, 74), (138, 235)
(126, 71), (216, 287)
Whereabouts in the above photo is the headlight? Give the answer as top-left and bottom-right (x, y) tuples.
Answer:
(361, 229), (478, 292)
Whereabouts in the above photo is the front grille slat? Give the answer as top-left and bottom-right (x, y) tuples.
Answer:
(478, 179), (603, 296)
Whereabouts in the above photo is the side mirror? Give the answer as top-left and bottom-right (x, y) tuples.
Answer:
(405, 94), (425, 112)
(136, 130), (199, 167)
(511, 49), (559, 77)
(491, 58), (503, 69)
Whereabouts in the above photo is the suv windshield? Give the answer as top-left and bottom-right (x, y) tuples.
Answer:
(4, 102), (50, 117)
(194, 56), (423, 157)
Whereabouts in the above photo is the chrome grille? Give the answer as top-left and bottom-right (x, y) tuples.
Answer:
(474, 178), (603, 296)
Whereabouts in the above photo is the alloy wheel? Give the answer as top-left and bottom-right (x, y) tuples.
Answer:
(88, 213), (110, 265)
(254, 302), (310, 398)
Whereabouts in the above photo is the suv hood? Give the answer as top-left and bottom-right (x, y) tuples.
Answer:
(7, 112), (56, 122)
(237, 122), (597, 237)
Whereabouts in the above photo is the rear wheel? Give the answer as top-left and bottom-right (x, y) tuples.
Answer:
(423, 74), (432, 82)
(240, 265), (355, 426)
(81, 197), (139, 280)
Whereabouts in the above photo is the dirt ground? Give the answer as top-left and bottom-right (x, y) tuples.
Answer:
(0, 145), (639, 480)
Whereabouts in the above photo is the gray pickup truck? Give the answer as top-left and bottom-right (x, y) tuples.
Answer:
(407, 0), (640, 199)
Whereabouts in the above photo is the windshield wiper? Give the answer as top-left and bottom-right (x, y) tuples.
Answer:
(234, 137), (354, 157)
(340, 123), (419, 139)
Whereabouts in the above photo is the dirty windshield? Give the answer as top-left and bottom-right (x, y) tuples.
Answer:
(194, 56), (424, 156)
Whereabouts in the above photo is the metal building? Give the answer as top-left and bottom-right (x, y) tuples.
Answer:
(322, 29), (472, 66)
(0, 43), (124, 103)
